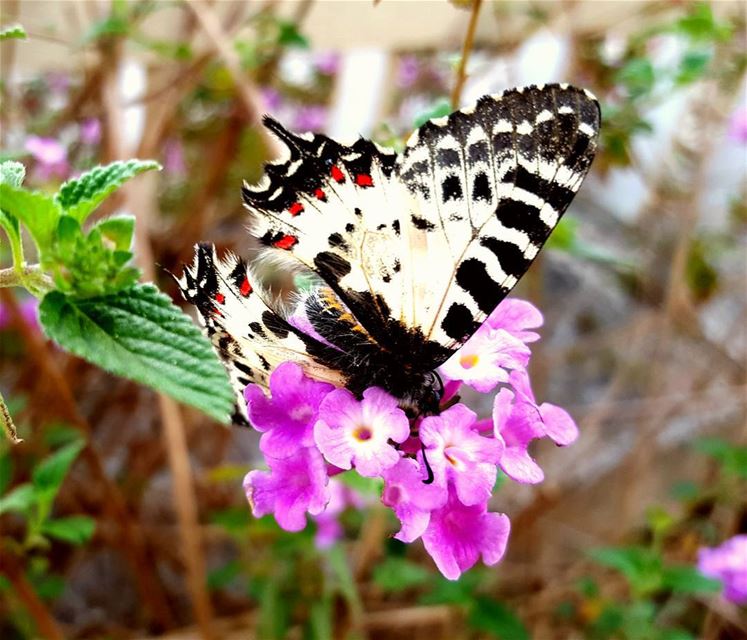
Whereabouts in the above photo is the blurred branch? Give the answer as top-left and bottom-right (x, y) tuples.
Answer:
(1, 549), (66, 640)
(187, 0), (283, 158)
(0, 0), (20, 148)
(451, 0), (483, 109)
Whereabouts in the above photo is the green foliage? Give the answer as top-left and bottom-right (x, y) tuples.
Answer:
(674, 2), (733, 42)
(0, 160), (26, 187)
(373, 557), (430, 593)
(694, 438), (747, 479)
(0, 438), (93, 548)
(55, 159), (160, 223)
(0, 23), (27, 40)
(413, 98), (453, 129)
(0, 184), (62, 255)
(39, 284), (235, 423)
(469, 597), (529, 640)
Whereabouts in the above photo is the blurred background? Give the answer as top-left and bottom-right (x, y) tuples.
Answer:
(1, 1), (745, 638)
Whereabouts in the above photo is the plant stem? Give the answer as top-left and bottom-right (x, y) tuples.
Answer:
(451, 0), (483, 109)
(0, 391), (21, 444)
(0, 264), (54, 296)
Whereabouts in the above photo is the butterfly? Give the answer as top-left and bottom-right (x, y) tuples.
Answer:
(176, 83), (600, 423)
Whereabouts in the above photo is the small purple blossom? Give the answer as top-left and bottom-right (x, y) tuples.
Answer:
(79, 118), (101, 146)
(698, 535), (747, 605)
(293, 105), (327, 132)
(244, 362), (334, 458)
(312, 478), (367, 549)
(493, 369), (578, 484)
(0, 297), (40, 333)
(421, 485), (511, 580)
(419, 404), (503, 506)
(728, 107), (747, 144)
(314, 51), (340, 76)
(261, 87), (283, 111)
(314, 387), (409, 477)
(439, 325), (530, 393)
(25, 136), (69, 180)
(163, 138), (186, 177)
(243, 446), (329, 532)
(486, 298), (543, 344)
(382, 457), (446, 542)
(396, 55), (420, 89)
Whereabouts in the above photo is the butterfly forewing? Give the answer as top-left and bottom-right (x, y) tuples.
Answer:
(397, 84), (600, 350)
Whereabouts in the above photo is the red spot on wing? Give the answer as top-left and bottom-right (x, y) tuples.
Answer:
(215, 293), (225, 304)
(330, 165), (345, 183)
(274, 234), (298, 250)
(314, 188), (327, 201)
(240, 277), (252, 297)
(288, 201), (304, 216)
(355, 173), (373, 187)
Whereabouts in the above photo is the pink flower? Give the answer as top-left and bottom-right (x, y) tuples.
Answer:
(419, 404), (503, 505)
(439, 326), (530, 393)
(293, 105), (327, 132)
(79, 118), (101, 146)
(163, 138), (186, 176)
(698, 535), (747, 605)
(493, 369), (578, 484)
(421, 485), (510, 580)
(243, 446), (329, 532)
(728, 107), (747, 144)
(0, 297), (39, 333)
(244, 362), (334, 458)
(314, 387), (410, 477)
(314, 51), (340, 76)
(396, 55), (420, 89)
(485, 298), (543, 344)
(25, 136), (69, 180)
(381, 457), (447, 542)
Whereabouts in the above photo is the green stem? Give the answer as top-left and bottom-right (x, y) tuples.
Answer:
(0, 264), (54, 297)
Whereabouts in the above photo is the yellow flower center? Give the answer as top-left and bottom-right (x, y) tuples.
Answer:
(353, 425), (373, 441)
(460, 354), (479, 369)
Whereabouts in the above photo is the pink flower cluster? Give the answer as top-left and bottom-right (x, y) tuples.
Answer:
(242, 299), (578, 579)
(697, 535), (747, 605)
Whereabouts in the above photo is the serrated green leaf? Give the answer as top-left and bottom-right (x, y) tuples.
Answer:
(0, 183), (61, 253)
(41, 515), (96, 545)
(0, 483), (35, 516)
(468, 598), (529, 640)
(0, 24), (27, 40)
(372, 557), (430, 593)
(39, 284), (234, 422)
(660, 565), (722, 595)
(55, 159), (161, 223)
(0, 161), (25, 187)
(32, 439), (85, 507)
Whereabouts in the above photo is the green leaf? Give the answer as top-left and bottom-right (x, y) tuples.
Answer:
(413, 99), (453, 129)
(207, 559), (242, 591)
(39, 284), (234, 422)
(90, 215), (135, 251)
(676, 50), (712, 85)
(0, 161), (25, 187)
(660, 565), (722, 595)
(589, 546), (663, 596)
(616, 58), (656, 98)
(55, 159), (160, 223)
(32, 439), (85, 507)
(468, 598), (529, 640)
(675, 3), (733, 42)
(0, 24), (27, 40)
(0, 483), (35, 516)
(0, 183), (61, 253)
(41, 515), (96, 545)
(276, 19), (309, 49)
(372, 557), (430, 593)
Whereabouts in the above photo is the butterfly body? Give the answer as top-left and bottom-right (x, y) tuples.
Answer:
(177, 84), (600, 423)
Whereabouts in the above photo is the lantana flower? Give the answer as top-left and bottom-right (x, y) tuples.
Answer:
(421, 485), (511, 580)
(240, 294), (578, 580)
(244, 446), (329, 532)
(244, 361), (334, 458)
(697, 535), (747, 605)
(493, 369), (578, 484)
(314, 387), (409, 477)
(419, 404), (504, 505)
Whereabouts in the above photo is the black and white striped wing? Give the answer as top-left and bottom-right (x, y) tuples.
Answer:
(396, 83), (600, 349)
